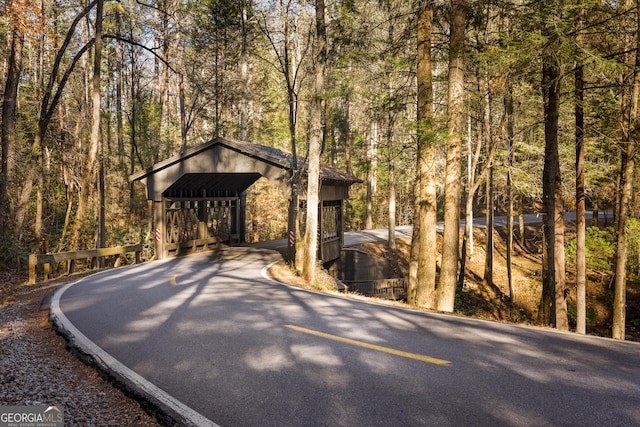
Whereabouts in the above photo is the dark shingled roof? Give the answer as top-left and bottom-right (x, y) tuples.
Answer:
(130, 136), (362, 185)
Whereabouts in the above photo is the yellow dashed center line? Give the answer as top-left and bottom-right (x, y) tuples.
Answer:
(285, 324), (451, 366)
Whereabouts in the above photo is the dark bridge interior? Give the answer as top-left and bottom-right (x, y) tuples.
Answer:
(163, 173), (263, 199)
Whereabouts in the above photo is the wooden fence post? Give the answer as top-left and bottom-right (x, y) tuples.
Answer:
(29, 254), (37, 285)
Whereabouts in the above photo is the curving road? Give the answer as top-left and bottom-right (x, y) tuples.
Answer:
(256, 210), (613, 251)
(52, 246), (640, 427)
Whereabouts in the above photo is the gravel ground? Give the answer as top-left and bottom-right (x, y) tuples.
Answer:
(0, 282), (162, 426)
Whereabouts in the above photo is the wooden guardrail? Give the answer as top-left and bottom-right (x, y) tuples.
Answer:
(164, 237), (221, 257)
(28, 244), (143, 285)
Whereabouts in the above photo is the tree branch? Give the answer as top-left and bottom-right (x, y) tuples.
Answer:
(43, 40), (96, 132)
(103, 34), (178, 74)
(41, 0), (98, 123)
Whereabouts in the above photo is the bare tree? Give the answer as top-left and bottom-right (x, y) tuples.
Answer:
(70, 0), (104, 249)
(437, 0), (468, 312)
(365, 121), (378, 230)
(505, 86), (516, 306)
(575, 5), (587, 334)
(1, 5), (25, 236)
(408, 0), (437, 308)
(240, 0), (251, 141)
(15, 0), (98, 244)
(258, 0), (312, 264)
(612, 0), (640, 340)
(540, 3), (569, 329)
(301, 0), (327, 283)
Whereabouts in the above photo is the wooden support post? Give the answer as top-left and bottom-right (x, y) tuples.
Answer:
(198, 200), (208, 240)
(239, 192), (246, 243)
(154, 200), (165, 260)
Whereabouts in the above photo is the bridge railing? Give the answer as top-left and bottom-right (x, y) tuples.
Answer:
(343, 278), (407, 301)
(28, 244), (143, 285)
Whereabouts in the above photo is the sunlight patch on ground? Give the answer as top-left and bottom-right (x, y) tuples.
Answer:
(290, 344), (344, 367)
(244, 345), (293, 371)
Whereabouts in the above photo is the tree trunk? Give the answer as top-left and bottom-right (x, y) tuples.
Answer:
(387, 122), (396, 251)
(158, 0), (170, 154)
(70, 0), (103, 249)
(240, 0), (249, 142)
(176, 20), (188, 151)
(460, 100), (477, 288)
(282, 5), (300, 265)
(460, 74), (497, 288)
(519, 208), (525, 247)
(612, 0), (640, 340)
(214, 34), (221, 138)
(553, 161), (569, 330)
(301, 0), (327, 283)
(98, 141), (106, 259)
(35, 171), (44, 248)
(459, 187), (472, 287)
(506, 88), (516, 305)
(465, 115), (473, 261)
(613, 149), (634, 340)
(384, 4), (396, 251)
(481, 80), (496, 288)
(540, 44), (556, 327)
(484, 165), (494, 286)
(116, 10), (125, 173)
(540, 25), (569, 329)
(614, 150), (622, 231)
(344, 92), (353, 176)
(575, 7), (587, 334)
(1, 28), (23, 235)
(409, 0), (437, 309)
(437, 0), (467, 312)
(388, 166), (397, 250)
(260, 0), (302, 264)
(366, 121), (378, 230)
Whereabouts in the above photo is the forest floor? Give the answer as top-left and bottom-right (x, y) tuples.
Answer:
(297, 222), (640, 342)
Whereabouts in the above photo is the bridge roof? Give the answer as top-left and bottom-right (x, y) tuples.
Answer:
(130, 137), (361, 201)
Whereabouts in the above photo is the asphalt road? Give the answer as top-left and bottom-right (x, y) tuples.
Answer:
(53, 246), (640, 427)
(255, 210), (613, 251)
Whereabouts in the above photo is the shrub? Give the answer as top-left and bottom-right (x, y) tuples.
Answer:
(627, 219), (640, 279)
(566, 226), (616, 271)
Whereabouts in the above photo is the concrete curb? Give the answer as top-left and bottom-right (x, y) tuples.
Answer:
(49, 281), (219, 427)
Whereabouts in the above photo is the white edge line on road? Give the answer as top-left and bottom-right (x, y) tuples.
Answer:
(50, 280), (220, 427)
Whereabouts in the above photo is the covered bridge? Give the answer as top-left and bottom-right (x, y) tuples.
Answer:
(130, 137), (361, 262)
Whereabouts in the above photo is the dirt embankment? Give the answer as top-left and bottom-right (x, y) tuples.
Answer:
(349, 224), (640, 342)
